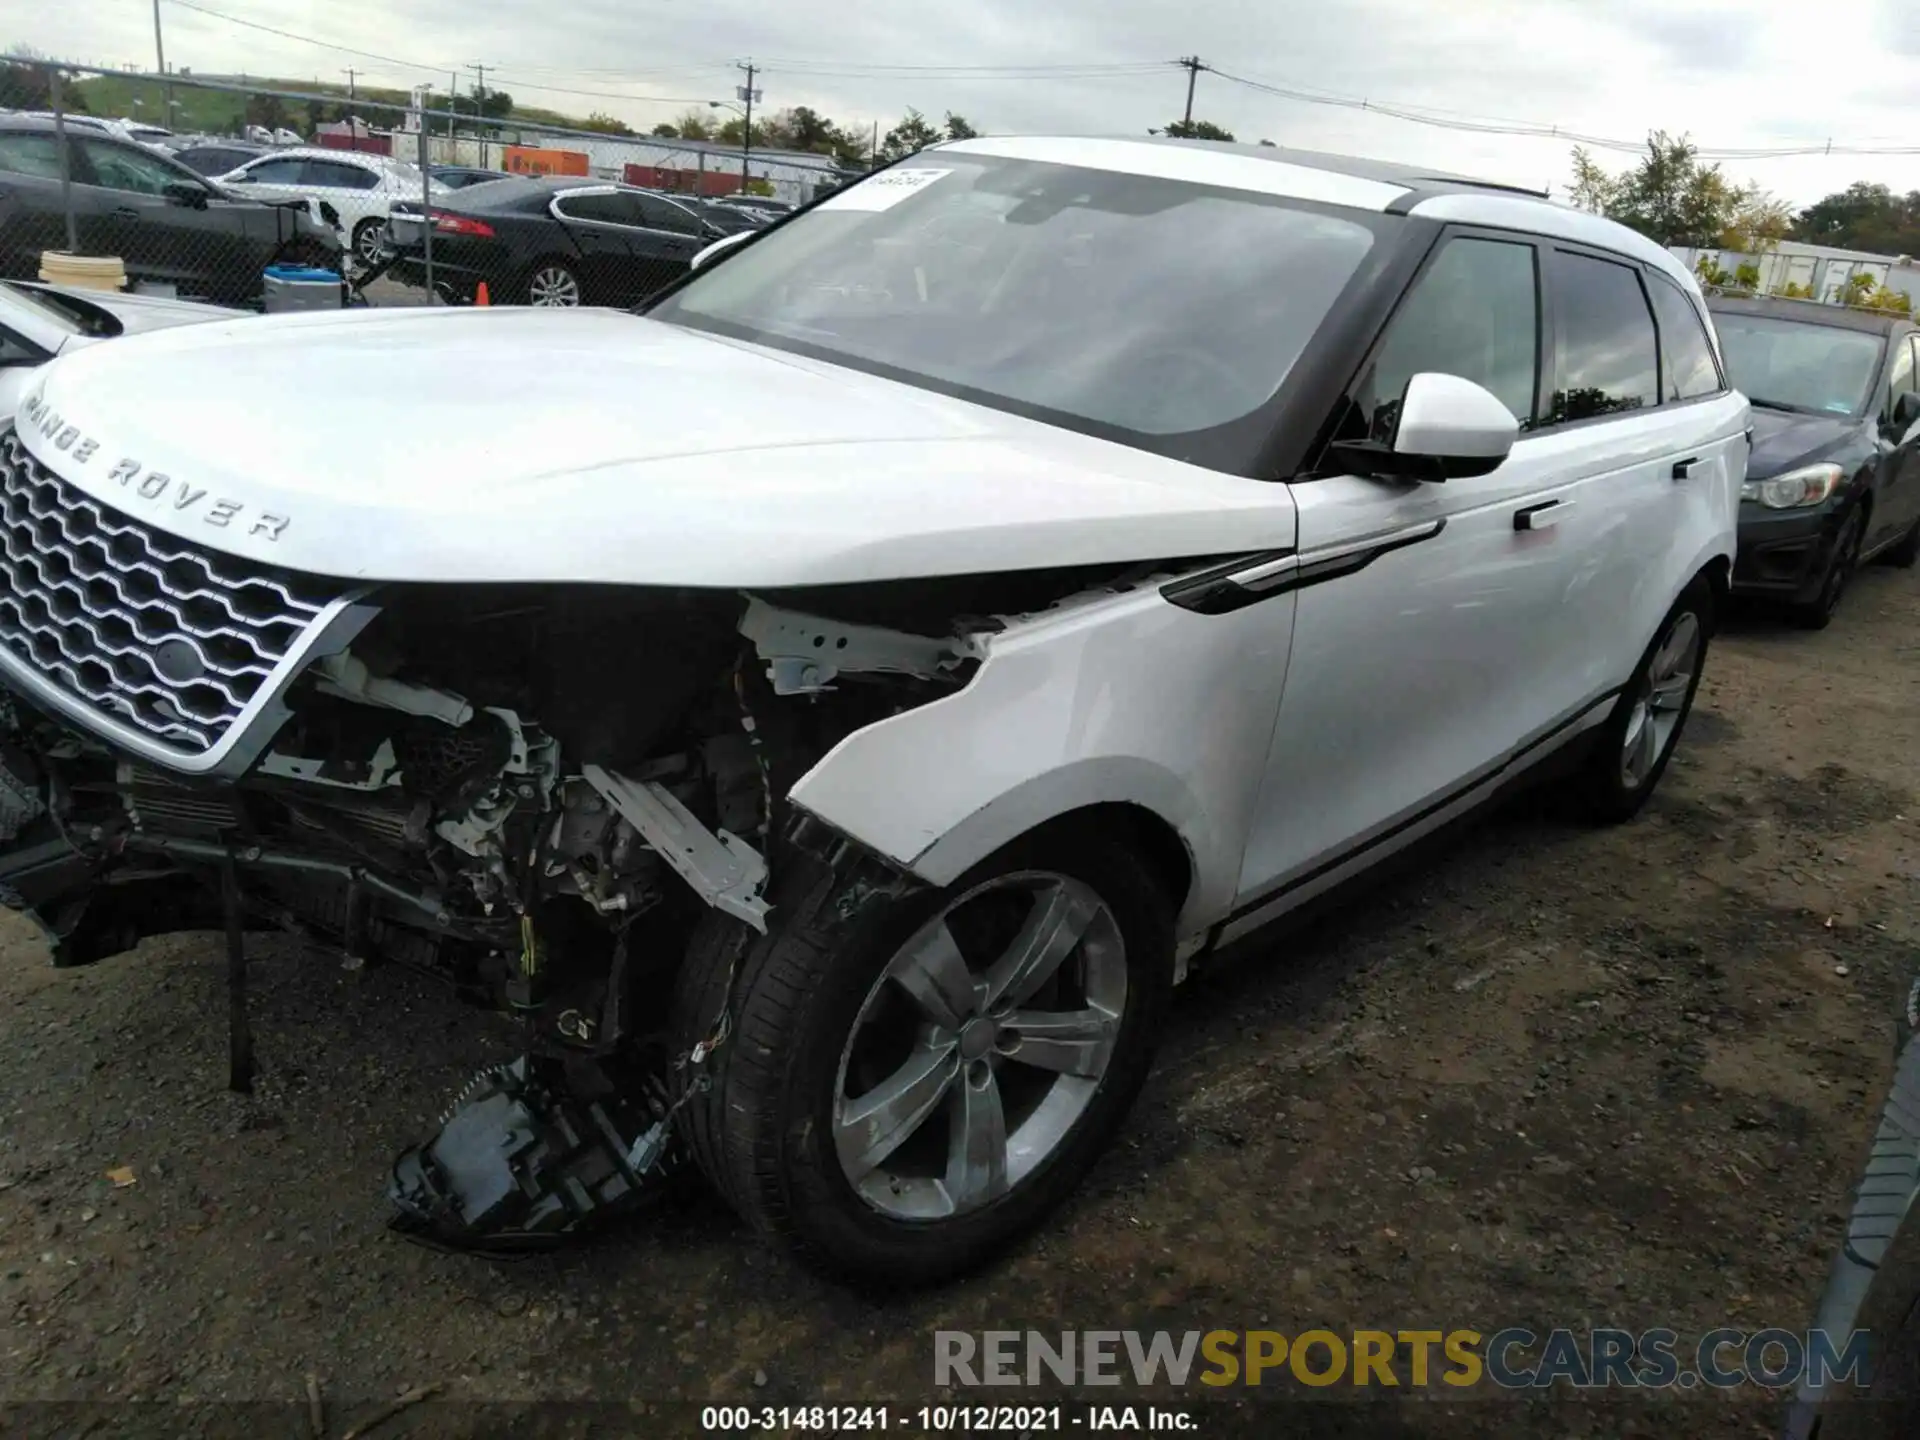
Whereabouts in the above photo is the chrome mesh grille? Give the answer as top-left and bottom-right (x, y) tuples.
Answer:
(0, 431), (343, 753)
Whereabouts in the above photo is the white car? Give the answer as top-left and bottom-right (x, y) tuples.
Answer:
(0, 279), (237, 421)
(0, 137), (1744, 1284)
(215, 147), (445, 269)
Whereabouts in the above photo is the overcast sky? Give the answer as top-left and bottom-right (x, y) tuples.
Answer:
(28, 0), (1920, 208)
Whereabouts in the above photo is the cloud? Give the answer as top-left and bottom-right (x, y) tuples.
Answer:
(27, 0), (1920, 206)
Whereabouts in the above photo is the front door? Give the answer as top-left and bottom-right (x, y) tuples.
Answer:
(1227, 231), (1745, 931)
(1871, 333), (1920, 548)
(1232, 231), (1570, 917)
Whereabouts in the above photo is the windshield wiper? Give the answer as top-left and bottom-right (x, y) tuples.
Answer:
(1746, 397), (1807, 413)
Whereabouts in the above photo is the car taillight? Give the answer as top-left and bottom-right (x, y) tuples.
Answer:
(430, 212), (494, 237)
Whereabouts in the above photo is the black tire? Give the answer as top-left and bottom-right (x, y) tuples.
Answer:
(670, 822), (1174, 1287)
(1794, 505), (1867, 630)
(1573, 577), (1714, 824)
(1883, 514), (1920, 570)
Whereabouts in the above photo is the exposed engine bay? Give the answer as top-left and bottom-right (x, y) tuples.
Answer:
(0, 564), (1152, 1249)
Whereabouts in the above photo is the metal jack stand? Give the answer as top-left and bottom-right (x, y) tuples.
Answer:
(221, 853), (253, 1094)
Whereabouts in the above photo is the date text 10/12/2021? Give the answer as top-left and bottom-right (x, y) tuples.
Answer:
(701, 1407), (1199, 1432)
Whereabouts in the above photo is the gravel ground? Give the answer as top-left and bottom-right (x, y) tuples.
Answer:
(3, 565), (1919, 1439)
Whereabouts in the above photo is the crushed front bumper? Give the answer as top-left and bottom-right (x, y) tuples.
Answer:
(1732, 502), (1845, 601)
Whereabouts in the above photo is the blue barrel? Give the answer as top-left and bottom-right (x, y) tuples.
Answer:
(262, 264), (345, 312)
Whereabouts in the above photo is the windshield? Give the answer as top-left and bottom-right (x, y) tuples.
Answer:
(649, 152), (1384, 453)
(1713, 312), (1885, 416)
(1, 281), (101, 337)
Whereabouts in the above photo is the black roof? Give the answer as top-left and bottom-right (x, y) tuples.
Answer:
(1706, 293), (1912, 335)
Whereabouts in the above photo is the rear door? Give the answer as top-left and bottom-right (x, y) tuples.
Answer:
(1234, 229), (1571, 912)
(629, 192), (709, 294)
(549, 188), (647, 302)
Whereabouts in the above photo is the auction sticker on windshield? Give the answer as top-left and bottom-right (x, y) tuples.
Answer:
(823, 168), (952, 211)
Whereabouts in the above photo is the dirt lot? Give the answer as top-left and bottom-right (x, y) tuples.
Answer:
(4, 565), (1919, 1439)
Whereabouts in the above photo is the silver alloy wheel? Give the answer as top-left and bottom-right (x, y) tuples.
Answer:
(354, 221), (385, 265)
(1620, 609), (1702, 789)
(832, 872), (1127, 1221)
(527, 265), (581, 307)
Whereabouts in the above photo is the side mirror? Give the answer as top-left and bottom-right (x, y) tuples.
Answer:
(1892, 390), (1920, 432)
(1326, 372), (1520, 482)
(163, 181), (208, 208)
(690, 230), (755, 271)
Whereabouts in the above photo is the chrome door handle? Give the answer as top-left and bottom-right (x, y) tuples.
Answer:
(1514, 499), (1569, 532)
(1672, 457), (1701, 480)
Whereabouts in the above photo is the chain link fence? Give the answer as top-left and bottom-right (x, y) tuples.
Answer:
(0, 59), (859, 312)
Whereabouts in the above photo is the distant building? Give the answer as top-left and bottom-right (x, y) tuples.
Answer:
(1670, 239), (1920, 306)
(391, 128), (854, 206)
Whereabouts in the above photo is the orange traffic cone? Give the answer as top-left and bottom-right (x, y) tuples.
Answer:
(474, 281), (490, 307)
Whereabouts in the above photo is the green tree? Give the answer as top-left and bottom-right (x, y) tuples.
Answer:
(245, 93), (287, 132)
(1566, 146), (1618, 214)
(943, 112), (978, 141)
(650, 122), (679, 138)
(665, 108), (714, 141)
(581, 111), (634, 135)
(0, 57), (89, 112)
(879, 109), (943, 162)
(1154, 118), (1235, 141)
(1567, 133), (1787, 249)
(1794, 182), (1920, 254)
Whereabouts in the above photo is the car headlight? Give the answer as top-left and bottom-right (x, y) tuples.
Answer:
(1740, 463), (1844, 509)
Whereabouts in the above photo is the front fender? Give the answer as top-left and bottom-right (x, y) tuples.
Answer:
(785, 578), (1297, 937)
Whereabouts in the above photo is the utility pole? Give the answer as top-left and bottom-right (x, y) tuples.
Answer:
(342, 67), (357, 103)
(736, 60), (760, 194)
(448, 71), (457, 140)
(1177, 56), (1206, 128)
(152, 0), (173, 132)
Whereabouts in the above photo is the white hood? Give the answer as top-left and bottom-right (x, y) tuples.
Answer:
(15, 306), (1298, 587)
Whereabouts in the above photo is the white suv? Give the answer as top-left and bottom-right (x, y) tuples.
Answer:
(0, 136), (1744, 1284)
(215, 147), (444, 269)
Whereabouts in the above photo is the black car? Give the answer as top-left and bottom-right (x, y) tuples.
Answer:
(0, 117), (340, 306)
(1708, 296), (1920, 628)
(383, 177), (733, 306)
(169, 140), (269, 178)
(429, 165), (512, 190)
(1780, 979), (1920, 1439)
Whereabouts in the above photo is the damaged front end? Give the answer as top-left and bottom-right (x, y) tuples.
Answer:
(0, 435), (1184, 1249)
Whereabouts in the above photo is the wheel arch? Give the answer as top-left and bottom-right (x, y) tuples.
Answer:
(796, 755), (1220, 935)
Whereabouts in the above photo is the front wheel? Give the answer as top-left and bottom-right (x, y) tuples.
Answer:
(1794, 506), (1867, 629)
(1573, 578), (1712, 824)
(671, 823), (1174, 1286)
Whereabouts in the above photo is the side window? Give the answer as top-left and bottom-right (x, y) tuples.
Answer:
(237, 157), (307, 184)
(1355, 236), (1539, 441)
(303, 161), (378, 191)
(554, 191), (635, 224)
(0, 133), (67, 180)
(77, 138), (192, 196)
(1547, 251), (1660, 423)
(1882, 336), (1916, 427)
(1646, 275), (1724, 401)
(635, 194), (702, 235)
